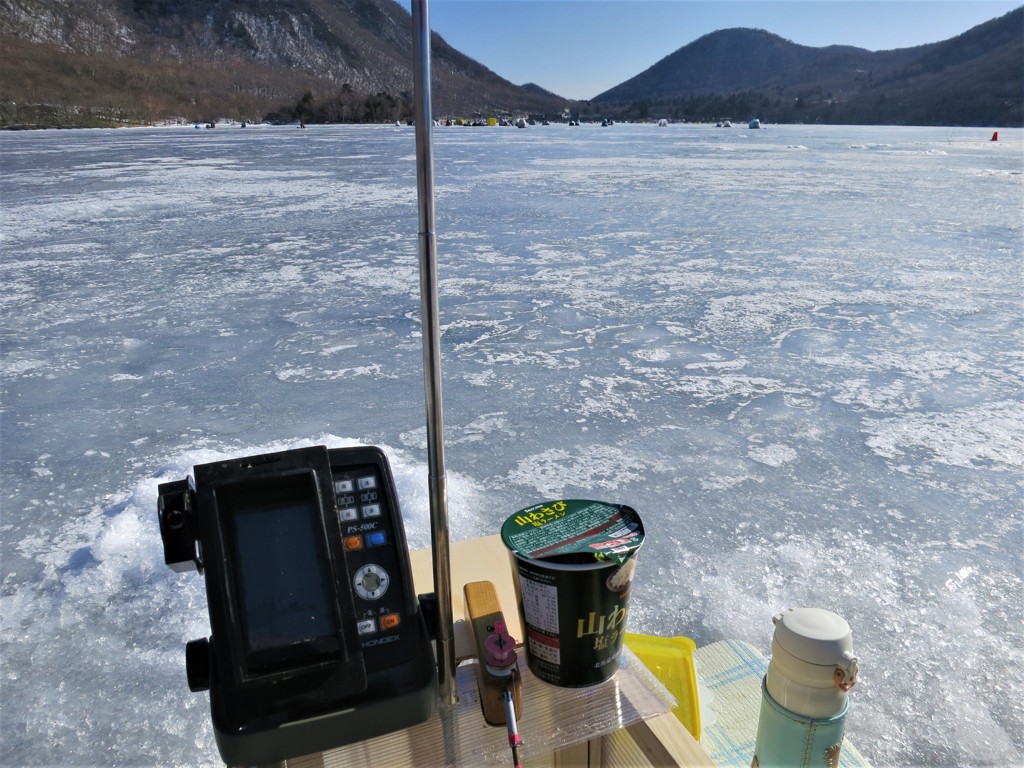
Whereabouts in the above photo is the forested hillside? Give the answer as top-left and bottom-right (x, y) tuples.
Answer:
(0, 0), (569, 127)
(1, 1), (1019, 128)
(593, 7), (1023, 126)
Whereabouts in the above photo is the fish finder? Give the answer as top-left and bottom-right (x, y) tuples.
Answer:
(158, 445), (437, 765)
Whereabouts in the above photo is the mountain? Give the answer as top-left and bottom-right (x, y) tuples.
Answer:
(1, 2), (1020, 128)
(0, 0), (572, 127)
(592, 7), (1023, 126)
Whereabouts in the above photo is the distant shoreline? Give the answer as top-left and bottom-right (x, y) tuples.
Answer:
(3, 120), (1019, 132)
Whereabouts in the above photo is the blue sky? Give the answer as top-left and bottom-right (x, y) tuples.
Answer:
(408, 1), (1022, 100)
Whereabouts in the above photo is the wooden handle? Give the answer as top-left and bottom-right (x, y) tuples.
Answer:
(464, 580), (523, 726)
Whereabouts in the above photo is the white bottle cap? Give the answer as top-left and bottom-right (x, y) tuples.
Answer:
(773, 608), (855, 667)
(766, 608), (859, 718)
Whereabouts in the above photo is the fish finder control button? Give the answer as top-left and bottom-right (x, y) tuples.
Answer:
(362, 504), (382, 518)
(357, 476), (377, 490)
(354, 564), (390, 600)
(357, 618), (377, 635)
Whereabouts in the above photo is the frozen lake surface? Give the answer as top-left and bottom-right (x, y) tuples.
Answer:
(1, 122), (1022, 766)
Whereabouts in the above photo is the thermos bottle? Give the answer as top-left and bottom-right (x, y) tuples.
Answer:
(752, 608), (859, 768)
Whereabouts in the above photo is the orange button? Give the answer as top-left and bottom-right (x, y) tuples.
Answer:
(343, 536), (363, 551)
(380, 613), (401, 630)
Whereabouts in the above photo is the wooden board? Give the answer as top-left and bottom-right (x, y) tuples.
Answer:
(409, 534), (522, 661)
(406, 535), (715, 767)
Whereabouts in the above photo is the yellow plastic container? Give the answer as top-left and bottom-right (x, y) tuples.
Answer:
(624, 633), (701, 740)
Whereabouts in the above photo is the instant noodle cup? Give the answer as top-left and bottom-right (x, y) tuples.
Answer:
(500, 499), (644, 687)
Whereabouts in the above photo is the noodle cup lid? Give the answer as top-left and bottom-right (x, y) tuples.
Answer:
(501, 499), (644, 565)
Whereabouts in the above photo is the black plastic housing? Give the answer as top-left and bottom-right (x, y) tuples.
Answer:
(157, 445), (437, 765)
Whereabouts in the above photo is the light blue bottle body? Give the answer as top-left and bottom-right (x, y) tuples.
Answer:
(753, 677), (848, 768)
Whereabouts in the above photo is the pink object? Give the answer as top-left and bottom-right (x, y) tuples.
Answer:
(485, 620), (518, 670)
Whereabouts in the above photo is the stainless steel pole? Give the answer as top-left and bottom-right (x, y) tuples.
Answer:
(411, 0), (457, 707)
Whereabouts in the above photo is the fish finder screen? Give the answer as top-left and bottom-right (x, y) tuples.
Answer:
(231, 493), (337, 654)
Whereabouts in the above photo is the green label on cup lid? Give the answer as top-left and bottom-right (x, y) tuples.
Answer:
(500, 499), (644, 565)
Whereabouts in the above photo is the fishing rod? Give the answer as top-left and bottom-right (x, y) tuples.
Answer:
(466, 581), (526, 768)
(411, 0), (457, 708)
(493, 622), (524, 768)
